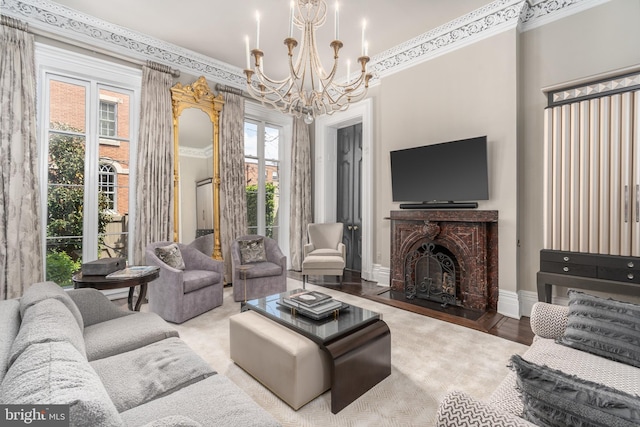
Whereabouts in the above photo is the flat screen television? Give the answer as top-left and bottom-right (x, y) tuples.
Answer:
(390, 136), (489, 208)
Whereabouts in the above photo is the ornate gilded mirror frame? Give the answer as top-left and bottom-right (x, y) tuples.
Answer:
(170, 77), (225, 259)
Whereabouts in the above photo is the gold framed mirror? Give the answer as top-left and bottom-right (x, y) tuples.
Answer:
(170, 77), (224, 259)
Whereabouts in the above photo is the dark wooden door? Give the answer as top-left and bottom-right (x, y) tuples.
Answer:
(337, 124), (362, 271)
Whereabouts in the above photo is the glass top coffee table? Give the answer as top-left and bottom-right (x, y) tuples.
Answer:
(242, 289), (391, 413)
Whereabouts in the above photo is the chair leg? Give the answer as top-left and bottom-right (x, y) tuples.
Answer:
(302, 274), (306, 289)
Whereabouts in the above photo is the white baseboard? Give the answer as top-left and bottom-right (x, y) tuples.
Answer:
(370, 264), (390, 286)
(497, 290), (520, 319)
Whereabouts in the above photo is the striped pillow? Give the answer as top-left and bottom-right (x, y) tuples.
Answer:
(557, 290), (640, 368)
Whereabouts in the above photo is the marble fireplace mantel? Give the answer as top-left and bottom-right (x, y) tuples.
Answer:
(389, 210), (499, 312)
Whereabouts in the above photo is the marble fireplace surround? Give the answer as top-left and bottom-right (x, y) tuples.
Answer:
(390, 210), (499, 313)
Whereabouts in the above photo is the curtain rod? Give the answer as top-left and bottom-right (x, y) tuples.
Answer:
(1, 14), (28, 31)
(215, 84), (254, 100)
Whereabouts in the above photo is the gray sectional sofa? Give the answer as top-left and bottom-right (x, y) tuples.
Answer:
(435, 293), (640, 427)
(0, 281), (281, 427)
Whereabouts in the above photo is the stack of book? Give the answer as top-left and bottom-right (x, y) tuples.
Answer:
(279, 290), (344, 320)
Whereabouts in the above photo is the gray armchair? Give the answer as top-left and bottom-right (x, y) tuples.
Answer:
(145, 241), (224, 323)
(231, 235), (287, 302)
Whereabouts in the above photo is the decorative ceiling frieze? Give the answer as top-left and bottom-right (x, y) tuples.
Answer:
(1, 0), (606, 89)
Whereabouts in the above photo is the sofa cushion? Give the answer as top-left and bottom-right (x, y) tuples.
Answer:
(10, 298), (86, 365)
(558, 290), (640, 368)
(20, 281), (84, 331)
(510, 354), (640, 427)
(140, 415), (202, 427)
(120, 374), (281, 427)
(0, 299), (20, 384)
(0, 341), (123, 427)
(91, 337), (215, 412)
(155, 243), (185, 270)
(238, 237), (267, 264)
(84, 312), (178, 361)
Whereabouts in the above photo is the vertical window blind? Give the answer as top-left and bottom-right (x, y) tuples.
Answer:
(543, 72), (640, 257)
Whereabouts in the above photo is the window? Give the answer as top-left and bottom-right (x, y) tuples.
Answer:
(242, 103), (292, 263)
(37, 45), (140, 287)
(99, 100), (117, 137)
(244, 120), (281, 239)
(99, 162), (117, 211)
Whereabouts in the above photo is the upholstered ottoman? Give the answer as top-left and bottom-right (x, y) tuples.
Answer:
(301, 255), (345, 287)
(229, 310), (331, 410)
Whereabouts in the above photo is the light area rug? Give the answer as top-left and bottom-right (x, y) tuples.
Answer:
(168, 279), (528, 426)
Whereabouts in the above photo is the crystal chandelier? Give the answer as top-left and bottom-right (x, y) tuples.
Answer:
(244, 0), (372, 124)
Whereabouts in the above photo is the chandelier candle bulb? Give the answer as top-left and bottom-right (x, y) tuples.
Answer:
(245, 36), (250, 69)
(361, 19), (366, 56)
(346, 59), (350, 82)
(334, 2), (339, 40)
(289, 1), (294, 38)
(256, 11), (261, 49)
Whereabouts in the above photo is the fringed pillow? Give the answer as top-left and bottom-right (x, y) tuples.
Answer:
(509, 354), (640, 427)
(557, 290), (640, 368)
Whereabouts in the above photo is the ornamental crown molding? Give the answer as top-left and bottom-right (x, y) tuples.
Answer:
(1, 0), (604, 89)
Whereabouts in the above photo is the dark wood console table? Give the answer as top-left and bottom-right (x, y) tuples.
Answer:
(72, 267), (160, 311)
(537, 250), (640, 302)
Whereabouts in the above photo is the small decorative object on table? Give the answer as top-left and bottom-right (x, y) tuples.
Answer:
(106, 265), (159, 279)
(279, 289), (346, 320)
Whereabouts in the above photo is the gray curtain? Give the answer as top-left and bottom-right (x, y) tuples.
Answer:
(289, 117), (312, 271)
(133, 63), (174, 264)
(219, 91), (247, 281)
(0, 16), (43, 299)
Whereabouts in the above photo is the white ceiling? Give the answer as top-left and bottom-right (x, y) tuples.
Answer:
(48, 0), (494, 80)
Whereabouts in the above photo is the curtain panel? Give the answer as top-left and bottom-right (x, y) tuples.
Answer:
(289, 117), (312, 271)
(133, 64), (174, 264)
(220, 91), (247, 282)
(0, 16), (43, 299)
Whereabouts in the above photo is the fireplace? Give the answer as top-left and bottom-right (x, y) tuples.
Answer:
(390, 210), (498, 313)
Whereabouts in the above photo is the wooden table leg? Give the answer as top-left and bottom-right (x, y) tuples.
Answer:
(325, 320), (391, 414)
(135, 284), (148, 311)
(127, 286), (135, 311)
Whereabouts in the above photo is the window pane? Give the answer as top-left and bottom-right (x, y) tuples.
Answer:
(49, 80), (86, 132)
(47, 79), (87, 288)
(244, 122), (258, 157)
(46, 131), (86, 284)
(265, 159), (280, 239)
(98, 88), (131, 260)
(264, 126), (279, 160)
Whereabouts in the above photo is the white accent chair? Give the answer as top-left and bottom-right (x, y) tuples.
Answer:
(301, 223), (346, 288)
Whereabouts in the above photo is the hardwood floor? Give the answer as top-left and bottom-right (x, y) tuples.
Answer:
(290, 270), (534, 346)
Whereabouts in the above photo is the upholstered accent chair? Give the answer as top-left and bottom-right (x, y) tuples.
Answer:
(230, 235), (287, 302)
(145, 241), (224, 323)
(302, 222), (346, 288)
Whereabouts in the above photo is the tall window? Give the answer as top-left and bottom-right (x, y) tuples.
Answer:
(38, 45), (139, 287)
(99, 162), (117, 211)
(99, 100), (117, 137)
(244, 120), (281, 239)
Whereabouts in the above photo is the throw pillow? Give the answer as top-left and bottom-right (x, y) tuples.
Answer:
(510, 354), (640, 427)
(155, 243), (185, 270)
(238, 237), (267, 264)
(557, 290), (640, 368)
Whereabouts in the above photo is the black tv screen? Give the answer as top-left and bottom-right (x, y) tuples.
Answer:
(390, 136), (489, 203)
